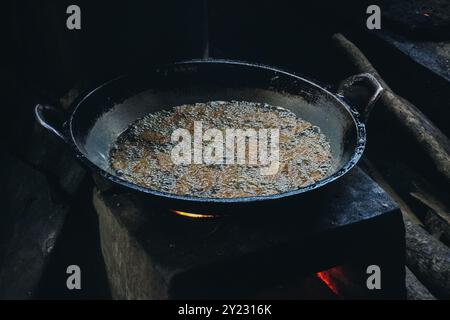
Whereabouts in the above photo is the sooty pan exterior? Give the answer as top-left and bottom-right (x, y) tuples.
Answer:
(36, 59), (382, 216)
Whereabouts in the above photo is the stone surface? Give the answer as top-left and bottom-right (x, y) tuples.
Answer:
(382, 0), (450, 40)
(375, 31), (450, 84)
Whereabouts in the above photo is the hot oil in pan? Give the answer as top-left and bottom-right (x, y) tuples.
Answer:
(109, 101), (332, 198)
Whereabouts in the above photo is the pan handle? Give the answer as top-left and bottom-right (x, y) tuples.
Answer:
(34, 104), (68, 142)
(337, 73), (384, 122)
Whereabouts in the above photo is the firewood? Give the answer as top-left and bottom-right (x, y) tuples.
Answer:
(332, 33), (450, 186)
(364, 153), (450, 245)
(360, 158), (423, 225)
(410, 191), (450, 226)
(403, 215), (450, 298)
(410, 191), (450, 246)
(361, 159), (450, 298)
(405, 267), (435, 300)
(334, 35), (450, 296)
(422, 209), (450, 246)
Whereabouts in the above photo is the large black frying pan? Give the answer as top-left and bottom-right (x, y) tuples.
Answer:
(35, 59), (383, 216)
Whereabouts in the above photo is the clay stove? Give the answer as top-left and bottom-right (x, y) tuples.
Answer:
(93, 167), (406, 299)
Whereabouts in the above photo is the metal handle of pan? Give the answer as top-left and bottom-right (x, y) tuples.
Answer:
(337, 73), (384, 122)
(34, 104), (68, 142)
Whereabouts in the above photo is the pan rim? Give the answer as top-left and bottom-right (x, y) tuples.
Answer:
(68, 58), (366, 203)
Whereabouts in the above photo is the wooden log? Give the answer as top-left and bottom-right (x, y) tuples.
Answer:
(364, 152), (450, 245)
(360, 159), (449, 298)
(364, 146), (450, 245)
(405, 267), (435, 300)
(410, 192), (450, 246)
(422, 209), (450, 246)
(360, 158), (423, 225)
(332, 33), (450, 185)
(403, 215), (450, 298)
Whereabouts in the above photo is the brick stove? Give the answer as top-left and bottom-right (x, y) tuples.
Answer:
(93, 167), (406, 299)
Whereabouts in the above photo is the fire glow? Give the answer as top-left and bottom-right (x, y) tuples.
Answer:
(171, 210), (215, 219)
(316, 270), (341, 296)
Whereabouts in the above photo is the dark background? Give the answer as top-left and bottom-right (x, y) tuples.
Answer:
(6, 0), (376, 143)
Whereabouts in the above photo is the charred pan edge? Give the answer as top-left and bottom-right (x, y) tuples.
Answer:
(67, 59), (366, 203)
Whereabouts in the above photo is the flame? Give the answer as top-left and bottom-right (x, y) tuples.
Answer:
(316, 270), (340, 296)
(171, 210), (215, 219)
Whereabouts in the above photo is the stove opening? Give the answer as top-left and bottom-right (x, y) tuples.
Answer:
(171, 209), (216, 219)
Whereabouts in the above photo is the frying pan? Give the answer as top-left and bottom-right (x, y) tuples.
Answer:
(34, 59), (383, 216)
